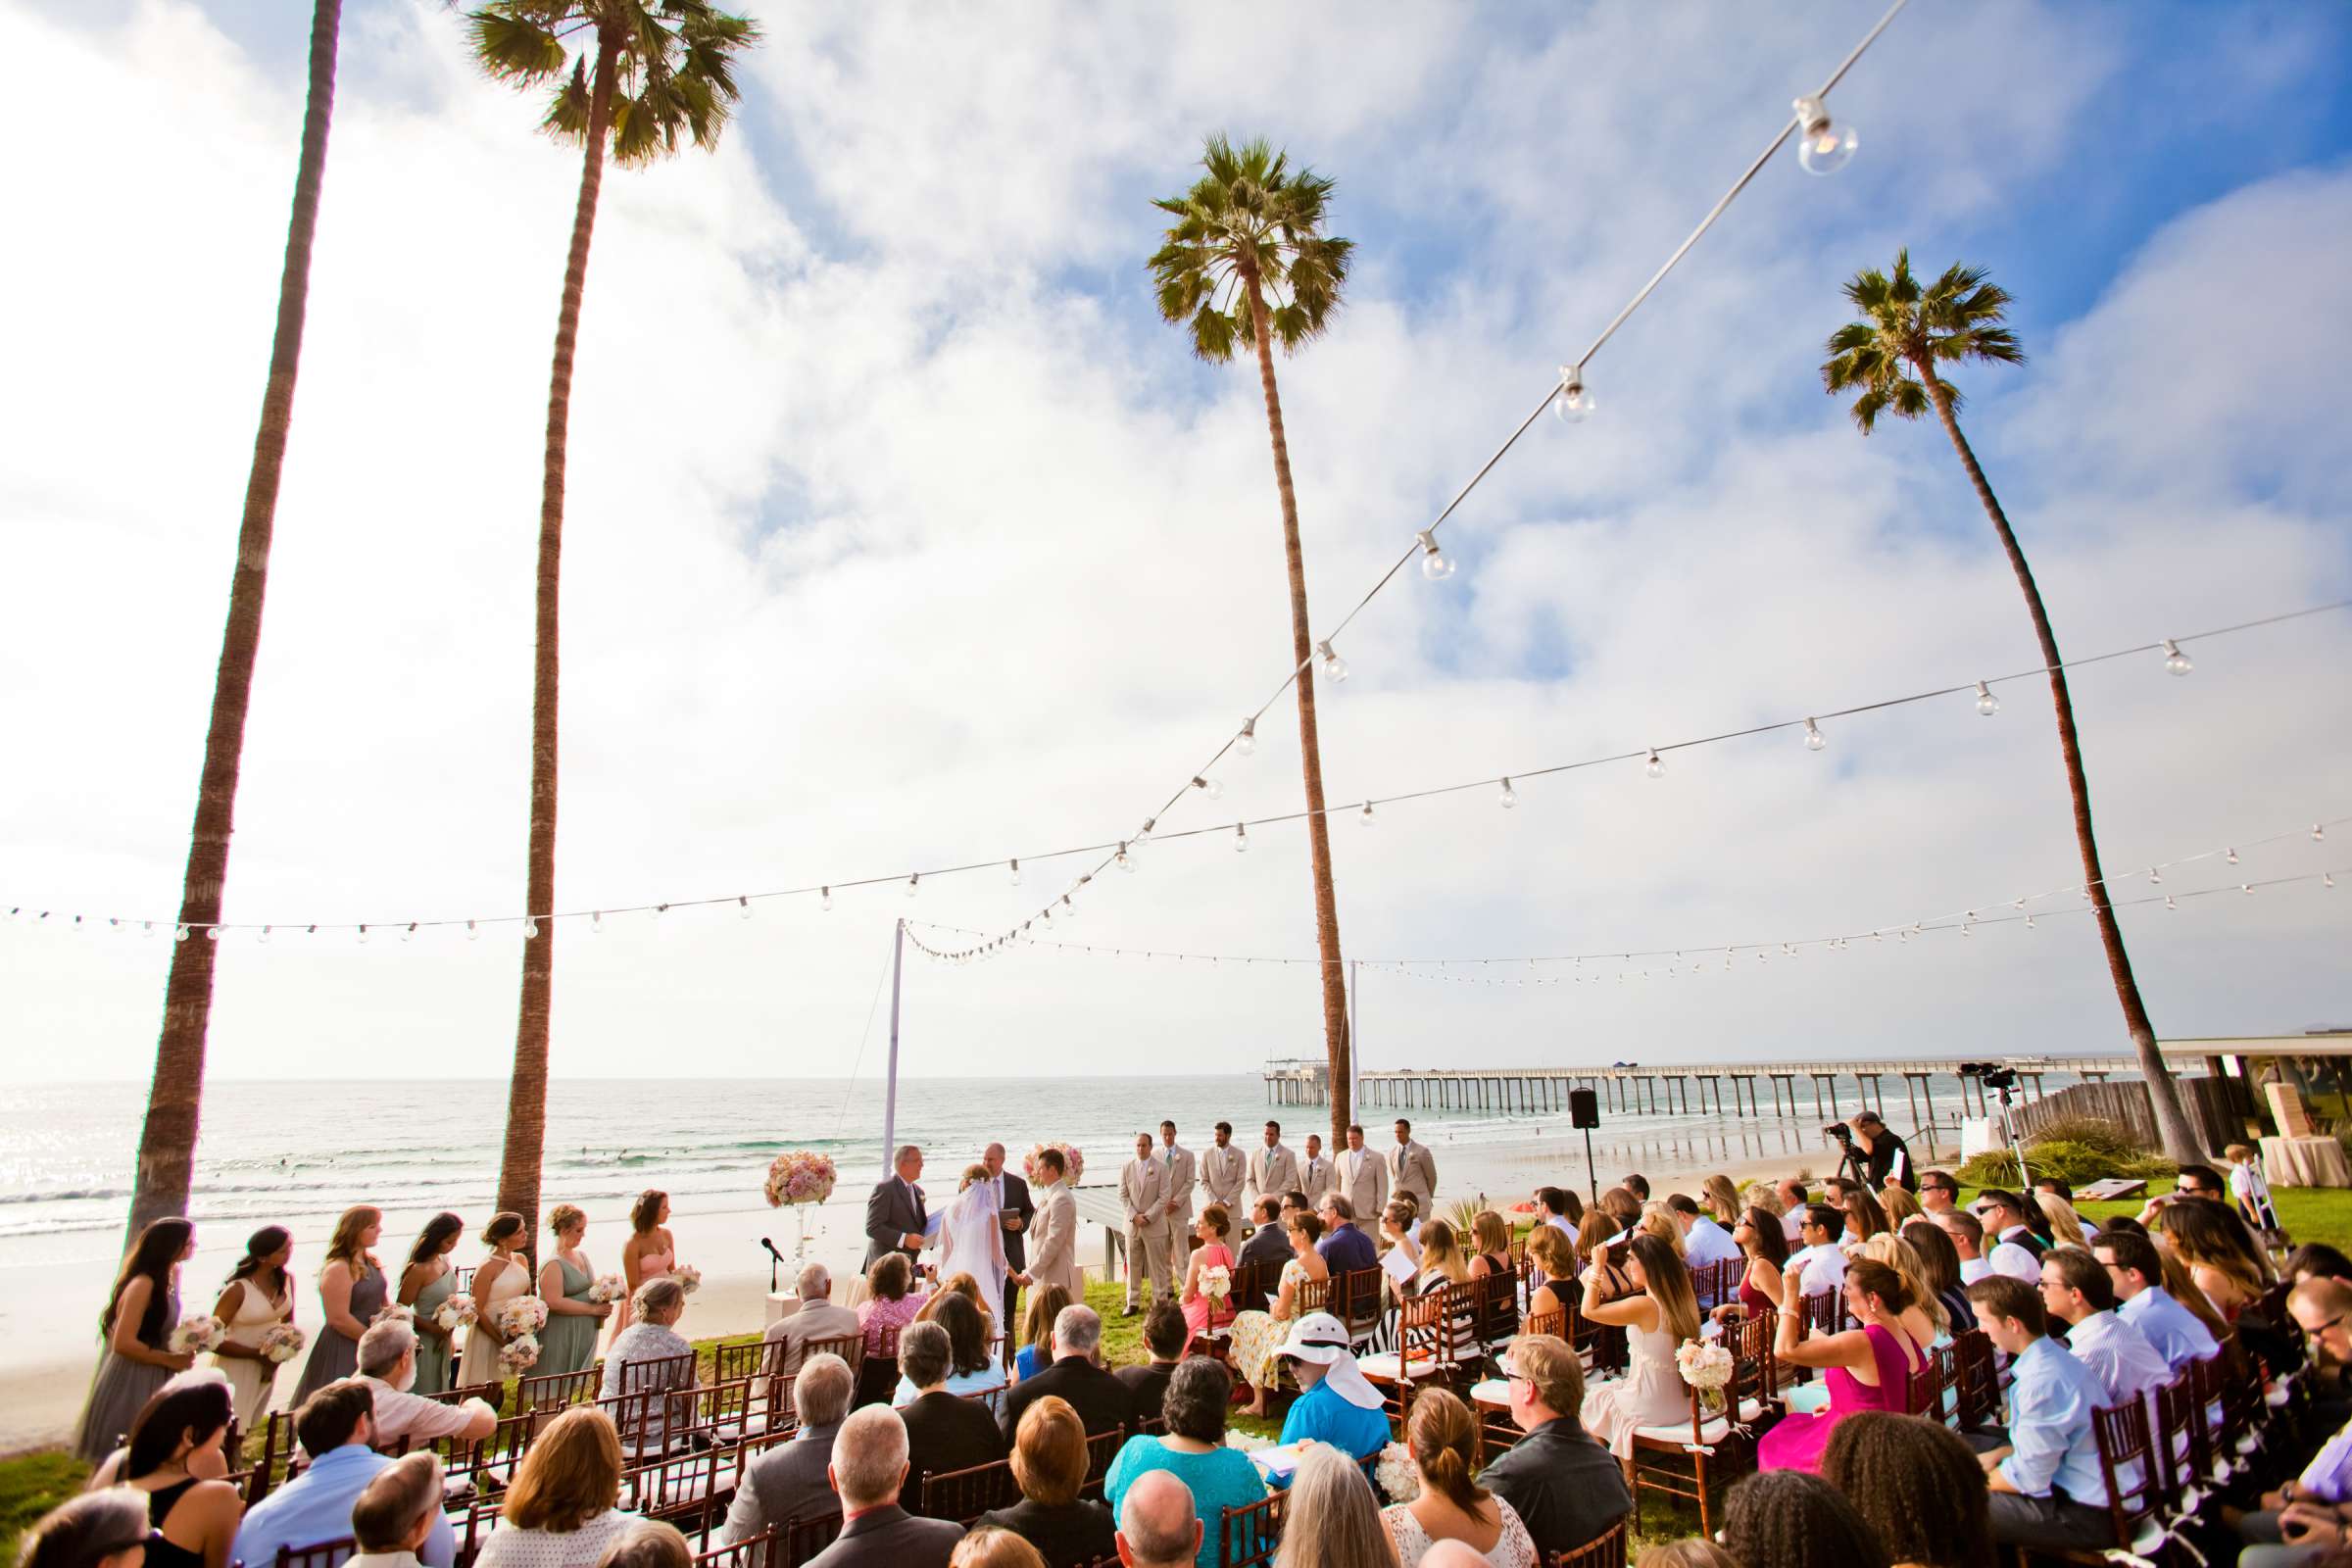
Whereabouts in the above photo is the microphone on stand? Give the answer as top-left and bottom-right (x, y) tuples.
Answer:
(760, 1237), (784, 1294)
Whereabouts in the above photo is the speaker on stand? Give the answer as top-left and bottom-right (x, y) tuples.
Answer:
(1569, 1088), (1601, 1204)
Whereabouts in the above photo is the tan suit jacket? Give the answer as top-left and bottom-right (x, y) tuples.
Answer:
(1200, 1144), (1246, 1208)
(1338, 1146), (1389, 1222)
(1389, 1140), (1438, 1210)
(1120, 1157), (1170, 1235)
(1247, 1144), (1300, 1203)
(1159, 1144), (1197, 1226)
(1300, 1154), (1334, 1200)
(1028, 1182), (1081, 1300)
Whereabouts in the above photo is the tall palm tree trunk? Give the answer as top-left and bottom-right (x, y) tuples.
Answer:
(498, 35), (618, 1261)
(126, 0), (344, 1248)
(1240, 270), (1351, 1152)
(1917, 361), (2203, 1164)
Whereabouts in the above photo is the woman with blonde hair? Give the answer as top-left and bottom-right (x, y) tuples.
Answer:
(475, 1406), (637, 1568)
(612, 1192), (676, 1341)
(293, 1205), (386, 1402)
(1379, 1388), (1536, 1568)
(1880, 1186), (1925, 1231)
(949, 1530), (1049, 1568)
(465, 1211), (530, 1386)
(1274, 1444), (1391, 1568)
(539, 1204), (611, 1379)
(1859, 1233), (1946, 1339)
(1701, 1177), (1742, 1227)
(1014, 1283), (1070, 1383)
(2033, 1192), (2087, 1251)
(2156, 1248), (2233, 1342)
(1636, 1544), (1740, 1568)
(1572, 1209), (1633, 1373)
(1468, 1212), (1513, 1280)
(1523, 1227), (1578, 1329)
(1637, 1206), (1685, 1257)
(1579, 1235), (1700, 1456)
(1413, 1220), (1478, 1365)
(918, 1270), (997, 1347)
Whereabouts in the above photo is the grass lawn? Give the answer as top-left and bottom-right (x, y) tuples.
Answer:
(0, 1450), (89, 1566)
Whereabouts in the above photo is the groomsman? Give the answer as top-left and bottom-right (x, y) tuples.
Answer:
(1200, 1122), (1246, 1214)
(982, 1142), (1034, 1347)
(1300, 1134), (1333, 1200)
(1389, 1119), (1438, 1214)
(1337, 1125), (1388, 1235)
(1120, 1133), (1172, 1315)
(1158, 1121), (1196, 1260)
(1248, 1120), (1300, 1205)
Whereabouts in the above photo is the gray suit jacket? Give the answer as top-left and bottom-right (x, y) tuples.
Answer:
(719, 1421), (843, 1545)
(804, 1503), (962, 1568)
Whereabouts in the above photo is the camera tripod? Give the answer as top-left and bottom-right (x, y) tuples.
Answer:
(1986, 1081), (2033, 1188)
(1830, 1135), (1872, 1189)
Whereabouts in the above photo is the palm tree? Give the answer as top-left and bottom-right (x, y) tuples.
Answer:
(464, 0), (759, 1255)
(125, 0), (346, 1247)
(1822, 251), (2201, 1164)
(1150, 135), (1357, 1152)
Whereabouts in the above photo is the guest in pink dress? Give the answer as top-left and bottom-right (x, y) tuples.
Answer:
(1757, 1256), (1931, 1474)
(859, 1252), (930, 1355)
(1180, 1205), (1238, 1338)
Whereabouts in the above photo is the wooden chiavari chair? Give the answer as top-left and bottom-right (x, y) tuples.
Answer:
(1547, 1518), (1630, 1568)
(1627, 1309), (1772, 1537)
(918, 1456), (1020, 1525)
(1216, 1491), (1288, 1568)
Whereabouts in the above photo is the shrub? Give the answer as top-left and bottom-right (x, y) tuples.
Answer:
(1958, 1138), (2173, 1188)
(2024, 1116), (2151, 1158)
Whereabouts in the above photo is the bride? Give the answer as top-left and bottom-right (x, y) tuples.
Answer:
(940, 1164), (1010, 1322)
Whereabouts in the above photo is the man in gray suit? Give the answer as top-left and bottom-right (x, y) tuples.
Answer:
(1389, 1119), (1438, 1214)
(1336, 1124), (1388, 1236)
(1121, 1133), (1171, 1315)
(719, 1353), (855, 1544)
(1158, 1121), (1197, 1263)
(805, 1405), (963, 1568)
(760, 1264), (862, 1412)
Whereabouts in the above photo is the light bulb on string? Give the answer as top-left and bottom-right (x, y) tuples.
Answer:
(1644, 749), (1665, 778)
(467, 920), (480, 941)
(1236, 718), (1257, 757)
(1554, 366), (1595, 423)
(2243, 883), (2256, 896)
(2162, 639), (2193, 676)
(2148, 868), (2162, 887)
(1358, 803), (1375, 828)
(1136, 817), (1156, 846)
(906, 873), (920, 900)
(403, 922), (417, 943)
(1498, 777), (1518, 809)
(1008, 859), (1022, 887)
(2025, 914), (2035, 929)
(1416, 529), (1455, 582)
(1116, 843), (1134, 873)
(1315, 640), (1348, 683)
(2328, 874), (2337, 890)
(655, 904), (668, 922)
(2314, 823), (2327, 843)
(524, 919), (539, 939)
(205, 924), (221, 941)
(358, 924), (370, 945)
(738, 897), (752, 921)
(1234, 823), (1250, 854)
(1193, 776), (1223, 802)
(591, 911), (604, 934)
(2164, 896), (2177, 911)
(259, 925), (271, 945)
(1061, 895), (1078, 920)
(1803, 718), (1826, 752)
(1975, 681), (1999, 716)
(1791, 95), (1858, 174)
(2227, 848), (2239, 865)
(821, 887), (833, 911)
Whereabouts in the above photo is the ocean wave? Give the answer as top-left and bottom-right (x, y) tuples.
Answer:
(0, 1188), (132, 1206)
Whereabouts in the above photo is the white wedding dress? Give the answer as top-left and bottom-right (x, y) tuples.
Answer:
(940, 1184), (1008, 1335)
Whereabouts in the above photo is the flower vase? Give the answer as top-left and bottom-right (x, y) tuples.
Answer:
(792, 1204), (811, 1269)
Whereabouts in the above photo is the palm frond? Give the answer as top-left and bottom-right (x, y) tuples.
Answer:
(1190, 302), (1240, 364)
(467, 9), (569, 82)
(539, 56), (590, 140)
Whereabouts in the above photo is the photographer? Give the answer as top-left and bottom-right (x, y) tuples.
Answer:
(1847, 1111), (1917, 1193)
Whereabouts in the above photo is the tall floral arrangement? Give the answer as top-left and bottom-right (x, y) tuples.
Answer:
(1023, 1143), (1086, 1184)
(764, 1152), (838, 1206)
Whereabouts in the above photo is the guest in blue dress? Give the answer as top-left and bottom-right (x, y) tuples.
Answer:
(1105, 1359), (1267, 1568)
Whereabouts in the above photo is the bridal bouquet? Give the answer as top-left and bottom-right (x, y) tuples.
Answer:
(434, 1295), (479, 1334)
(499, 1333), (542, 1374)
(672, 1265), (702, 1296)
(1374, 1444), (1420, 1504)
(1022, 1143), (1086, 1185)
(587, 1274), (629, 1304)
(168, 1315), (225, 1355)
(764, 1151), (838, 1207)
(1676, 1339), (1735, 1412)
(495, 1296), (549, 1339)
(259, 1324), (308, 1364)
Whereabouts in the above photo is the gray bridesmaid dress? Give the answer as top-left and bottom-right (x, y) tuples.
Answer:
(74, 1283), (179, 1464)
(537, 1257), (603, 1378)
(291, 1261), (387, 1402)
(411, 1268), (460, 1396)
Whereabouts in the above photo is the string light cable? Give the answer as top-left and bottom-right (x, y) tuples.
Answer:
(4, 600), (2344, 942)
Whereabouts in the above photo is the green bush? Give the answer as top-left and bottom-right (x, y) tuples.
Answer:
(2023, 1116), (2151, 1159)
(1958, 1137), (2173, 1188)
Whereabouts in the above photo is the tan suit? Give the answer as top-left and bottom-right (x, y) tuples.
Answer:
(1200, 1144), (1246, 1210)
(1389, 1140), (1438, 1212)
(1247, 1143), (1300, 1204)
(1338, 1146), (1389, 1228)
(1028, 1182), (1080, 1302)
(1120, 1156), (1171, 1307)
(1160, 1143), (1198, 1226)
(1300, 1154), (1334, 1200)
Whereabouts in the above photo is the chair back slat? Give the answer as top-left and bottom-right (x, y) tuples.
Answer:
(1951, 1330), (1999, 1431)
(1083, 1429), (1125, 1492)
(1546, 1518), (1630, 1568)
(711, 1341), (767, 1385)
(1217, 1491), (1288, 1568)
(696, 1528), (778, 1568)
(2090, 1396), (2161, 1548)
(779, 1512), (843, 1568)
(919, 1457), (1020, 1525)
(517, 1365), (604, 1412)
(273, 1538), (356, 1568)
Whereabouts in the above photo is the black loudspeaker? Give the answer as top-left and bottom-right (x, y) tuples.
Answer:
(1570, 1088), (1600, 1129)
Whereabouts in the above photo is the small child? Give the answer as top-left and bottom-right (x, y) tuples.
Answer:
(2224, 1142), (2282, 1236)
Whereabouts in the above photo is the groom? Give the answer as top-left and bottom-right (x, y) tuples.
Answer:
(982, 1142), (1035, 1344)
(1027, 1147), (1080, 1304)
(864, 1143), (929, 1272)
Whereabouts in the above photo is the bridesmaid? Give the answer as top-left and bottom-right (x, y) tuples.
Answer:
(612, 1190), (675, 1341)
(292, 1206), (386, 1403)
(209, 1226), (294, 1427)
(465, 1212), (530, 1386)
(398, 1213), (466, 1396)
(74, 1218), (198, 1463)
(536, 1204), (611, 1377)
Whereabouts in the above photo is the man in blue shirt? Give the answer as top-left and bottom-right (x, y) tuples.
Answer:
(2236, 1280), (2352, 1568)
(233, 1381), (458, 1568)
(1316, 1197), (1378, 1276)
(1967, 1276), (2113, 1552)
(1274, 1313), (1390, 1466)
(2095, 1231), (2220, 1373)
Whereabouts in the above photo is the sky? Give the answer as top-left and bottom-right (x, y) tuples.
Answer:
(2, 0), (2348, 1085)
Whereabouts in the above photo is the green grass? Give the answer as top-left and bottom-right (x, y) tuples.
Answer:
(0, 1450), (91, 1566)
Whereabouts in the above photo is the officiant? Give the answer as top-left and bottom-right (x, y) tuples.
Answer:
(864, 1144), (929, 1271)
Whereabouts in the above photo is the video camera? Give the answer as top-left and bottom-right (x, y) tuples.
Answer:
(1823, 1121), (1853, 1143)
(1958, 1061), (2021, 1092)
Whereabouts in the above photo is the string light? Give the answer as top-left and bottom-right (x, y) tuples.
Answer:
(523, 919), (539, 938)
(1192, 776), (1223, 802)
(2163, 639), (2193, 676)
(1315, 641), (1348, 683)
(1359, 803), (1375, 827)
(1975, 681), (1999, 716)
(1803, 718), (1826, 752)
(1554, 366), (1595, 423)
(1645, 749), (1666, 779)
(1116, 843), (1134, 872)
(358, 924), (370, 944)
(259, 925), (271, 944)
(1236, 718), (1257, 757)
(1234, 823), (1250, 854)
(905, 873), (920, 900)
(1416, 530), (1455, 582)
(1007, 858), (1022, 886)
(403, 922), (417, 942)
(205, 925), (221, 941)
(821, 887), (832, 911)
(591, 911), (603, 933)
(2227, 848), (2239, 865)
(738, 896), (752, 920)
(1498, 777), (1518, 809)
(466, 920), (479, 940)
(1791, 95), (1858, 174)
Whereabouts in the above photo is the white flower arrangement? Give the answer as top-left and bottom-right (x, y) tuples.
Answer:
(587, 1274), (629, 1304)
(434, 1295), (479, 1334)
(1374, 1444), (1419, 1503)
(259, 1323), (308, 1364)
(763, 1151), (838, 1207)
(1202, 1265), (1232, 1301)
(1674, 1339), (1734, 1391)
(495, 1296), (549, 1338)
(1223, 1430), (1272, 1454)
(168, 1316), (225, 1355)
(671, 1265), (702, 1296)
(498, 1333), (541, 1373)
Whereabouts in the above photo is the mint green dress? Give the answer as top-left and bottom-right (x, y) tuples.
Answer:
(539, 1257), (602, 1378)
(412, 1268), (459, 1396)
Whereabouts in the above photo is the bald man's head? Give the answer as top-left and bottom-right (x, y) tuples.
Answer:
(2293, 1276), (2352, 1363)
(1116, 1471), (1201, 1568)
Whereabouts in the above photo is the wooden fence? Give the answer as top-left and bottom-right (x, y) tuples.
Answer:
(2009, 1075), (2246, 1157)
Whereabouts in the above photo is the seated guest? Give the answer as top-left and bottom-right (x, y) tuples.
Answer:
(896, 1322), (1007, 1504)
(1274, 1313), (1390, 1463)
(806, 1406), (963, 1568)
(896, 1293), (1006, 1412)
(1916, 1172), (1961, 1218)
(475, 1407), (639, 1568)
(2094, 1231), (2221, 1374)
(949, 1531), (1047, 1568)
(763, 1263), (862, 1394)
(1178, 1207), (1237, 1339)
(1720, 1471), (1889, 1568)
(1275, 1446), (1391, 1568)
(1622, 1175), (1650, 1202)
(1581, 1237), (1701, 1459)
(1936, 1209), (1993, 1286)
(1899, 1220), (1976, 1338)
(1236, 1199), (1292, 1273)
(600, 1279), (695, 1443)
(118, 1373), (244, 1568)
(1840, 1190), (1889, 1248)
(1014, 1285), (1071, 1384)
(1881, 1187), (1925, 1232)
(2034, 1178), (2096, 1236)
(719, 1353), (854, 1545)
(2236, 1280), (2352, 1568)
(977, 1396), (1117, 1568)
(1632, 1544), (1737, 1568)
(1227, 1213), (1332, 1418)
(598, 1523), (693, 1568)
(1714, 1208), (1787, 1324)
(1002, 1306), (1139, 1443)
(1759, 1258), (1927, 1474)
(1522, 1228), (1578, 1328)
(355, 1320), (497, 1446)
(1785, 1204), (1848, 1298)
(350, 1452), (445, 1568)
(1114, 1472), (1202, 1568)
(1316, 1197), (1378, 1278)
(920, 1272), (999, 1354)
(2037, 1250), (2169, 1411)
(233, 1381), (457, 1568)
(1380, 1202), (1422, 1272)
(1114, 1301), (1187, 1422)
(2288, 1245), (2352, 1286)
(1104, 1360), (1265, 1568)
(2159, 1200), (2266, 1323)
(1964, 1276), (2111, 1551)
(1820, 1412), (1989, 1568)
(1669, 1196), (1742, 1272)
(17, 1489), (163, 1568)
(1378, 1390), (1535, 1568)
(859, 1254), (931, 1358)
(1971, 1193), (2048, 1277)
(1773, 1181), (1809, 1243)
(1467, 1211), (1514, 1281)
(1478, 1335), (1631, 1560)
